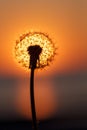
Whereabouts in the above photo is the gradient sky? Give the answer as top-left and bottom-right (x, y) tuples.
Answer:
(0, 0), (87, 120)
(0, 0), (87, 76)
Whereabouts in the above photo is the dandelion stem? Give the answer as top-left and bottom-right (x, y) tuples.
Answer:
(30, 68), (37, 130)
(28, 45), (42, 130)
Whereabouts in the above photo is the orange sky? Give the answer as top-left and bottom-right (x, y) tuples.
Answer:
(0, 0), (87, 120)
(0, 0), (87, 77)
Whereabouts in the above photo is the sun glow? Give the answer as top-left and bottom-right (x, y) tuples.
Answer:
(14, 32), (55, 69)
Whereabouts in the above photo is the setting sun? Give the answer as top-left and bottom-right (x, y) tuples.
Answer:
(14, 32), (56, 70)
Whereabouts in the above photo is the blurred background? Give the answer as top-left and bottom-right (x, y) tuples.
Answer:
(0, 0), (87, 129)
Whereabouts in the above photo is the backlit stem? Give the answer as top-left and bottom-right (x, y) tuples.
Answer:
(28, 45), (42, 130)
(30, 68), (37, 130)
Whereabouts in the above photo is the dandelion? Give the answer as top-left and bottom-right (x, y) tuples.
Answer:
(14, 32), (56, 130)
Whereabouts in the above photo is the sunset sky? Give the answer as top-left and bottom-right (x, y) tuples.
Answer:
(0, 0), (87, 120)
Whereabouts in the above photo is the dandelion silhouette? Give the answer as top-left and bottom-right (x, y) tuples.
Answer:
(14, 32), (56, 130)
(27, 45), (42, 130)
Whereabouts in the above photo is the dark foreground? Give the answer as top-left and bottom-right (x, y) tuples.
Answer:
(0, 118), (87, 130)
